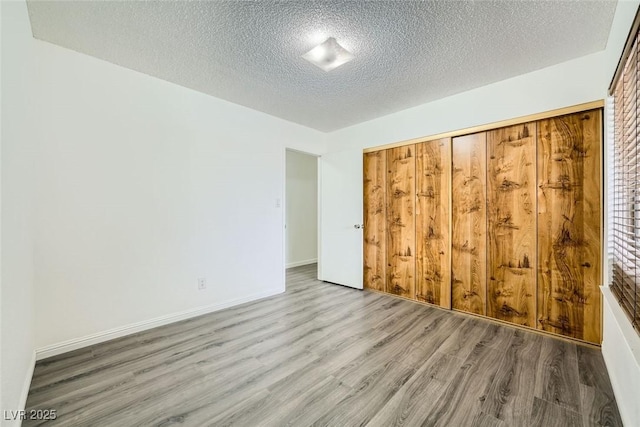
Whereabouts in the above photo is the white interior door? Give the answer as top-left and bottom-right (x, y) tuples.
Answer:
(318, 148), (363, 289)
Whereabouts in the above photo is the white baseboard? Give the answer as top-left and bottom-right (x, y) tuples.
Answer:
(286, 258), (317, 268)
(601, 286), (640, 427)
(35, 287), (284, 361)
(19, 350), (36, 412)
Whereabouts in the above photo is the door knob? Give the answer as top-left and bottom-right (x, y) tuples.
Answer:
(354, 224), (364, 229)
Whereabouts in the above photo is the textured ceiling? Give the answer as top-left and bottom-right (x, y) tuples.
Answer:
(26, 1), (617, 132)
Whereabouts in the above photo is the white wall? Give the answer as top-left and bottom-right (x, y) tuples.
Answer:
(31, 40), (326, 353)
(327, 51), (608, 152)
(1, 1), (326, 365)
(1, 1), (37, 423)
(285, 150), (318, 268)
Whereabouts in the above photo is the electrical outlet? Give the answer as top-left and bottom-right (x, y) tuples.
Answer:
(198, 278), (206, 290)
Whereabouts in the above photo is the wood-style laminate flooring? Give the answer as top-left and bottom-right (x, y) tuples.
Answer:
(25, 264), (622, 426)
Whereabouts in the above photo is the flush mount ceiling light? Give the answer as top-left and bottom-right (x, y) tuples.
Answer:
(302, 37), (354, 72)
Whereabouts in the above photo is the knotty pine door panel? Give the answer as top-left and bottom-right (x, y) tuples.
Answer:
(386, 146), (416, 299)
(363, 151), (387, 292)
(415, 138), (451, 308)
(537, 109), (602, 344)
(452, 133), (487, 315)
(487, 123), (537, 327)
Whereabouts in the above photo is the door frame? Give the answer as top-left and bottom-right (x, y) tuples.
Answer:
(282, 147), (322, 285)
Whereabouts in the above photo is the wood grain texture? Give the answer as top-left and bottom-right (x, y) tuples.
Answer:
(386, 145), (416, 299)
(366, 351), (465, 427)
(537, 109), (602, 344)
(531, 397), (582, 427)
(452, 132), (487, 315)
(421, 336), (511, 426)
(577, 346), (622, 427)
(482, 330), (543, 425)
(24, 264), (621, 427)
(534, 337), (581, 413)
(487, 123), (537, 326)
(363, 151), (387, 292)
(415, 138), (451, 308)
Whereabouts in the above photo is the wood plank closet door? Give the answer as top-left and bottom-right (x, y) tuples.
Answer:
(452, 133), (487, 315)
(537, 109), (602, 344)
(487, 123), (537, 327)
(363, 151), (386, 292)
(386, 146), (416, 298)
(415, 138), (451, 308)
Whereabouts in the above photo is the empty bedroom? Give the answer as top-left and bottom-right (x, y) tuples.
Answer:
(2, 0), (640, 426)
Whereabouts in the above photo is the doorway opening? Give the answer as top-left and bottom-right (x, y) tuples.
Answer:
(285, 149), (319, 288)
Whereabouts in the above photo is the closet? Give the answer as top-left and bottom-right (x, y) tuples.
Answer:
(362, 104), (602, 344)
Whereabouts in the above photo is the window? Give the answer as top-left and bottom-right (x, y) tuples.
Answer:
(610, 8), (640, 334)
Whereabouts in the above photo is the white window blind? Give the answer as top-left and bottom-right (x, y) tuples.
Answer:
(611, 14), (640, 333)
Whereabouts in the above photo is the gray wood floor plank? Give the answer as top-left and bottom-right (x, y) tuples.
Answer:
(534, 336), (583, 413)
(580, 384), (624, 427)
(434, 316), (490, 360)
(311, 360), (417, 427)
(420, 337), (512, 427)
(472, 412), (507, 427)
(576, 346), (616, 395)
(481, 329), (543, 424)
(266, 377), (353, 427)
(122, 363), (271, 426)
(24, 264), (622, 427)
(531, 397), (582, 427)
(333, 309), (446, 388)
(400, 314), (465, 369)
(24, 372), (137, 424)
(366, 351), (464, 427)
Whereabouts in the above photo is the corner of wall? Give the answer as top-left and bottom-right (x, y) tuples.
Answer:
(18, 351), (37, 411)
(1, 0), (38, 422)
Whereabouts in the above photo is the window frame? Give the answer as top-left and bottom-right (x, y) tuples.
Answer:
(609, 6), (640, 334)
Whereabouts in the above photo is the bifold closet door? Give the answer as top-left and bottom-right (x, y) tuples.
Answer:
(363, 151), (386, 292)
(415, 138), (451, 308)
(537, 110), (602, 344)
(487, 123), (537, 327)
(451, 133), (487, 315)
(386, 146), (416, 298)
